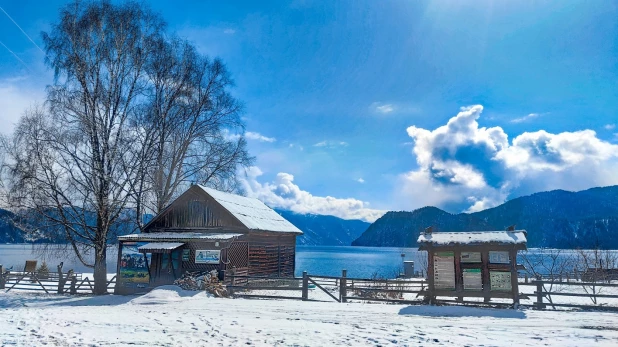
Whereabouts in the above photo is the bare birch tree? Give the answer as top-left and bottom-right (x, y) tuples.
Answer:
(6, 1), (164, 294)
(140, 36), (251, 216)
(5, 1), (252, 293)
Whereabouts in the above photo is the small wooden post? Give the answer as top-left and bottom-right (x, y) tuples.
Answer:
(534, 277), (545, 310)
(509, 249), (519, 306)
(525, 273), (528, 284)
(566, 273), (570, 282)
(426, 249), (435, 304)
(70, 274), (77, 295)
(340, 269), (347, 303)
(57, 264), (66, 294)
(0, 265), (5, 290)
(301, 271), (308, 301)
(229, 267), (236, 296)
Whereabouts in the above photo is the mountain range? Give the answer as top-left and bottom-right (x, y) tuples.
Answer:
(352, 186), (618, 249)
(0, 207), (370, 246)
(275, 209), (369, 246)
(3, 186), (617, 248)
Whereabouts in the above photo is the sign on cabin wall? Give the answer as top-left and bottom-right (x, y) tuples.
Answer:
(490, 271), (512, 291)
(489, 251), (510, 264)
(195, 250), (221, 264)
(182, 249), (190, 262)
(463, 269), (483, 290)
(434, 251), (455, 290)
(461, 252), (482, 263)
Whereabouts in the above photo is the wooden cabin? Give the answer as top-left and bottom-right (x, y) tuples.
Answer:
(417, 228), (527, 305)
(115, 185), (302, 294)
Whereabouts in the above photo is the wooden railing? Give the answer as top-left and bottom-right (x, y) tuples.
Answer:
(1, 271), (116, 294)
(227, 270), (428, 304)
(524, 279), (618, 311)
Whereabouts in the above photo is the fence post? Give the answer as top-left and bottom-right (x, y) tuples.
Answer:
(340, 269), (347, 303)
(57, 264), (66, 294)
(0, 265), (5, 290)
(70, 274), (77, 295)
(229, 267), (236, 297)
(524, 273), (528, 284)
(534, 278), (545, 310)
(302, 271), (308, 301)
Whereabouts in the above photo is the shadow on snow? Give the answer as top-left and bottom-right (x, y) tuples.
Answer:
(398, 305), (527, 319)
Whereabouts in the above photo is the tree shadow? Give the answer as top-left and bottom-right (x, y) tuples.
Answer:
(398, 305), (527, 319)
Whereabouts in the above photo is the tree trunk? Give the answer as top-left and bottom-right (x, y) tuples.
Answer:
(93, 242), (108, 295)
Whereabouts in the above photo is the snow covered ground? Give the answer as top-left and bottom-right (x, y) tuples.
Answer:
(2, 286), (618, 346)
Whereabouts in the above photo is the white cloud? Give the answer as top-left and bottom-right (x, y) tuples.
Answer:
(400, 105), (618, 212)
(245, 131), (276, 143)
(605, 124), (616, 130)
(510, 113), (541, 123)
(223, 28), (236, 35)
(314, 140), (348, 148)
(223, 130), (276, 143)
(370, 102), (395, 114)
(357, 178), (365, 183)
(240, 167), (385, 222)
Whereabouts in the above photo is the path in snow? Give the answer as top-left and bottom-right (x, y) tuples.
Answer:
(1, 286), (618, 346)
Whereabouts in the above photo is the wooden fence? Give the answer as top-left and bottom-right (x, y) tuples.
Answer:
(522, 279), (618, 312)
(228, 270), (428, 305)
(1, 271), (117, 294)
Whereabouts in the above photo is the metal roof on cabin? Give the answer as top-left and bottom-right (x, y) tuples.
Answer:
(197, 185), (302, 234)
(119, 232), (243, 241)
(417, 230), (527, 246)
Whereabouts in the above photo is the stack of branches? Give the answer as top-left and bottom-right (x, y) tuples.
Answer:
(173, 270), (228, 298)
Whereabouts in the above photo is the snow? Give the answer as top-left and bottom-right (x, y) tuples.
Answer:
(2, 287), (617, 346)
(418, 230), (527, 246)
(198, 185), (302, 233)
(137, 242), (184, 252)
(119, 232), (243, 241)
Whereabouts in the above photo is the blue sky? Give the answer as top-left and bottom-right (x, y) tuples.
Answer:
(1, 1), (618, 221)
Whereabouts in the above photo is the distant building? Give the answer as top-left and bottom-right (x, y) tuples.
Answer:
(115, 185), (302, 294)
(417, 228), (527, 305)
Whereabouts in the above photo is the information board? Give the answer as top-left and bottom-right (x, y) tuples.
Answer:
(463, 269), (483, 290)
(434, 252), (455, 290)
(489, 251), (510, 264)
(490, 271), (512, 291)
(461, 252), (481, 263)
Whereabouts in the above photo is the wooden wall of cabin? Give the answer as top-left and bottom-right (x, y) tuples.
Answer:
(247, 234), (297, 277)
(178, 240), (250, 281)
(146, 188), (246, 231)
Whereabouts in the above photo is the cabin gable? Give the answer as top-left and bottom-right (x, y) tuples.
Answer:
(145, 186), (246, 232)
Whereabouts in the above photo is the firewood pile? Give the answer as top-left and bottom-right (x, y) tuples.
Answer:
(173, 270), (229, 298)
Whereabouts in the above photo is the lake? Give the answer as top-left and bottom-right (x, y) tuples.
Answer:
(0, 244), (424, 278)
(3, 244), (614, 279)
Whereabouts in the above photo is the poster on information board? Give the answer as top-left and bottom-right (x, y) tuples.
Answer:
(433, 251), (455, 290)
(490, 271), (512, 291)
(461, 252), (481, 263)
(489, 251), (510, 264)
(463, 268), (483, 290)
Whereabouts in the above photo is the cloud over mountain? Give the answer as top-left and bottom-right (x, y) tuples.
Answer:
(240, 167), (385, 222)
(400, 105), (618, 212)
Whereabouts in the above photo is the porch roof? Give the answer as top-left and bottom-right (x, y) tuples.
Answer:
(138, 242), (184, 253)
(119, 232), (243, 242)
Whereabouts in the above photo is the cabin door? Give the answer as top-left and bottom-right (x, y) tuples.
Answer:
(149, 250), (181, 286)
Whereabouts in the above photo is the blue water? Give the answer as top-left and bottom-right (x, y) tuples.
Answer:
(295, 246), (425, 278)
(0, 244), (424, 278)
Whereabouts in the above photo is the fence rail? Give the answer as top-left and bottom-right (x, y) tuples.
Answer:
(1, 270), (116, 294)
(521, 279), (618, 312)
